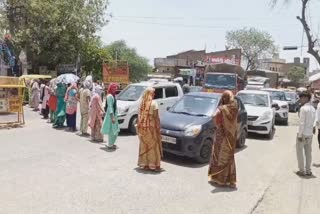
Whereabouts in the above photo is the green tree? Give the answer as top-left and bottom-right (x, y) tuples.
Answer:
(272, 0), (320, 66)
(226, 27), (277, 70)
(105, 41), (152, 82)
(287, 66), (305, 83)
(0, 0), (109, 70)
(81, 38), (111, 78)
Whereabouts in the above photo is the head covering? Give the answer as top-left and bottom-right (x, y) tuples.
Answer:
(221, 90), (234, 105)
(138, 87), (155, 129)
(107, 83), (118, 96)
(299, 91), (311, 100)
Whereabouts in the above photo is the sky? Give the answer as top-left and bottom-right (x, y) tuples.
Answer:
(99, 0), (320, 71)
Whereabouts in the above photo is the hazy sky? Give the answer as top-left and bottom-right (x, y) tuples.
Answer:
(99, 0), (320, 71)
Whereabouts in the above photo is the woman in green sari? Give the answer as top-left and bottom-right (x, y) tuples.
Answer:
(101, 83), (120, 150)
(53, 83), (67, 128)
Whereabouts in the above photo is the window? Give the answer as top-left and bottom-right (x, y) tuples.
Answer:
(154, 88), (163, 99)
(165, 87), (178, 98)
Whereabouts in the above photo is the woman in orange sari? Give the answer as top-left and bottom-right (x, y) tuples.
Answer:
(208, 90), (239, 188)
(137, 87), (163, 171)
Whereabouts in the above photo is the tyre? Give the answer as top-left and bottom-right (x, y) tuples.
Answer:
(195, 139), (213, 164)
(237, 128), (247, 148)
(129, 116), (138, 135)
(283, 119), (288, 126)
(267, 122), (275, 140)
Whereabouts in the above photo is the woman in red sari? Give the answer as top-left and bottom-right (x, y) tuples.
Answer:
(208, 90), (239, 188)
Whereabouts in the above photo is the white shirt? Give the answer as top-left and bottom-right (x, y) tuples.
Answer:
(298, 102), (316, 137)
(314, 103), (320, 129)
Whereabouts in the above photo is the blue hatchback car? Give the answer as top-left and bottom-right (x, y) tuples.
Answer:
(160, 92), (248, 163)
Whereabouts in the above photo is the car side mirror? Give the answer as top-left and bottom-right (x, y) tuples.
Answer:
(286, 98), (292, 102)
(166, 107), (171, 111)
(272, 103), (279, 108)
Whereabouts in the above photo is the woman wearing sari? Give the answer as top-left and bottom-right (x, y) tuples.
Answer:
(208, 90), (239, 188)
(89, 89), (104, 142)
(53, 83), (67, 128)
(65, 83), (78, 132)
(101, 83), (120, 149)
(48, 79), (57, 123)
(137, 87), (163, 171)
(31, 79), (41, 111)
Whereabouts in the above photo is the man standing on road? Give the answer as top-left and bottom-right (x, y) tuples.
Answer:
(296, 91), (316, 177)
(314, 92), (320, 150)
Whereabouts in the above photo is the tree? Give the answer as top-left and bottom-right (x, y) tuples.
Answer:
(0, 0), (109, 71)
(105, 41), (152, 82)
(226, 27), (277, 70)
(287, 66), (306, 83)
(272, 0), (320, 66)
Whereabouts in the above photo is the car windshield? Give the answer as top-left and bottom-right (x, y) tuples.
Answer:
(117, 85), (147, 101)
(238, 93), (269, 107)
(264, 90), (286, 101)
(171, 95), (218, 117)
(285, 92), (297, 101)
(205, 74), (236, 90)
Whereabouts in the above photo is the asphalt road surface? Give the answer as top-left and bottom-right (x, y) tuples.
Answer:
(0, 107), (319, 214)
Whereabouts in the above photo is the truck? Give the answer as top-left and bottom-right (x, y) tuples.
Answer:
(245, 76), (270, 90)
(246, 69), (279, 88)
(202, 63), (246, 94)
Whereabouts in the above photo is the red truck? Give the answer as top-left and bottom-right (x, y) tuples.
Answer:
(202, 63), (246, 94)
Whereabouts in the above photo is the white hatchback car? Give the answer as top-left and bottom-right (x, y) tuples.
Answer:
(237, 90), (275, 139)
(261, 89), (289, 125)
(116, 81), (184, 134)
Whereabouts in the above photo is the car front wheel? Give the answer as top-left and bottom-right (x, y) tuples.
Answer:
(195, 139), (213, 164)
(237, 128), (247, 148)
(129, 116), (138, 135)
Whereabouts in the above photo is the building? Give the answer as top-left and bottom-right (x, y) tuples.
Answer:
(282, 57), (310, 78)
(257, 54), (286, 76)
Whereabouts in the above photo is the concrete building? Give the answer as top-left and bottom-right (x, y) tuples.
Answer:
(282, 57), (310, 78)
(257, 54), (286, 77)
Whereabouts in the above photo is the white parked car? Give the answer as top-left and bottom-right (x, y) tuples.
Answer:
(116, 81), (184, 134)
(237, 90), (275, 139)
(261, 88), (289, 125)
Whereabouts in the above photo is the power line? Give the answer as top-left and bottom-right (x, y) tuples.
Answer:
(111, 17), (301, 30)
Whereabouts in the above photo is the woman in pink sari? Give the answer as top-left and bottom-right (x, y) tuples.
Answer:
(89, 91), (105, 142)
(65, 83), (78, 132)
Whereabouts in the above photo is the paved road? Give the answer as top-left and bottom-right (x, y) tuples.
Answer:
(0, 107), (319, 214)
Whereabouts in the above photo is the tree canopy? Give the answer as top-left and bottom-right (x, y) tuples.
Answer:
(287, 66), (306, 83)
(0, 0), (109, 70)
(105, 41), (152, 82)
(226, 27), (277, 71)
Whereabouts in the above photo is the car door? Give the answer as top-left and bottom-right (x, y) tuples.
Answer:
(164, 86), (180, 110)
(154, 87), (166, 114)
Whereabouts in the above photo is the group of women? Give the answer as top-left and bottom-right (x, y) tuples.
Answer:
(30, 77), (239, 188)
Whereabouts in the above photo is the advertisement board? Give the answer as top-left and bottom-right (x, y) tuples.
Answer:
(102, 61), (129, 84)
(205, 49), (241, 66)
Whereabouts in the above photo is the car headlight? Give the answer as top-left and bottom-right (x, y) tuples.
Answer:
(185, 125), (202, 137)
(118, 107), (129, 115)
(259, 112), (272, 121)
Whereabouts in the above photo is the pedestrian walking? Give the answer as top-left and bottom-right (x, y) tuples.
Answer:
(101, 83), (120, 150)
(296, 91), (316, 177)
(89, 88), (104, 142)
(137, 87), (163, 171)
(315, 92), (320, 150)
(208, 90), (238, 188)
(41, 81), (50, 119)
(31, 79), (40, 111)
(65, 83), (78, 132)
(53, 83), (67, 128)
(48, 79), (57, 123)
(78, 81), (91, 136)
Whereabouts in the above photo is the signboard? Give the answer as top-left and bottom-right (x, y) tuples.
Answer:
(56, 64), (76, 75)
(179, 69), (197, 77)
(0, 99), (7, 112)
(103, 61), (129, 84)
(8, 98), (21, 112)
(205, 49), (241, 66)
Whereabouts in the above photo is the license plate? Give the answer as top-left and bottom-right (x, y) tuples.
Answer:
(161, 135), (176, 144)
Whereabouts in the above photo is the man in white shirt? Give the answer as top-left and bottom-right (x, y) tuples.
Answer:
(296, 91), (316, 177)
(314, 92), (320, 150)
